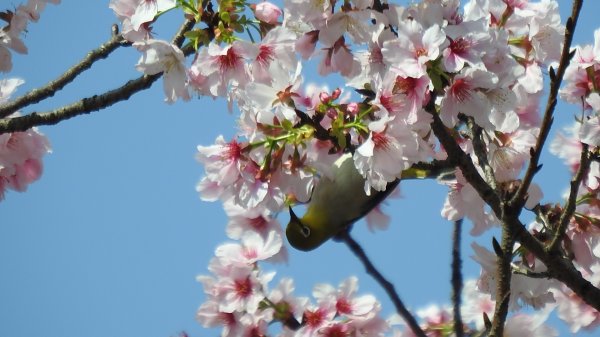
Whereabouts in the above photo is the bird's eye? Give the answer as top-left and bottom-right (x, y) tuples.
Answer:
(300, 224), (311, 238)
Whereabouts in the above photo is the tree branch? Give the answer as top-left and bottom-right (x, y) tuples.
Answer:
(338, 231), (427, 337)
(510, 0), (583, 209)
(0, 18), (197, 134)
(451, 219), (464, 337)
(0, 25), (130, 119)
(488, 229), (515, 337)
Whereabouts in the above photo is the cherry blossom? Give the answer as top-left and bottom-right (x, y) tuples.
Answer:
(215, 230), (284, 266)
(381, 20), (446, 78)
(189, 41), (258, 98)
(441, 170), (499, 236)
(134, 39), (190, 103)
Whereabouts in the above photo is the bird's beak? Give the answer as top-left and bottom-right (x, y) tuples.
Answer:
(288, 206), (300, 222)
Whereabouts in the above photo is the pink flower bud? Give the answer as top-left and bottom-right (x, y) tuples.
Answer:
(254, 2), (282, 24)
(331, 88), (341, 100)
(319, 92), (331, 104)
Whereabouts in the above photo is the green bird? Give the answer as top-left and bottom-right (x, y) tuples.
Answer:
(286, 154), (449, 251)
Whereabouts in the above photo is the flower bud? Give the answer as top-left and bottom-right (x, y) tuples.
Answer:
(254, 2), (282, 24)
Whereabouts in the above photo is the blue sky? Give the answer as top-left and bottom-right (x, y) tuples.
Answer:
(1, 1), (600, 336)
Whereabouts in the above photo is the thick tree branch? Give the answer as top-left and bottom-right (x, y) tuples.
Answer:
(451, 219), (464, 337)
(0, 25), (130, 119)
(488, 229), (515, 337)
(510, 0), (583, 209)
(0, 18), (196, 134)
(339, 231), (428, 337)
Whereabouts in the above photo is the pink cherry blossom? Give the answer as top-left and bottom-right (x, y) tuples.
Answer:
(242, 62), (302, 125)
(249, 27), (297, 84)
(224, 203), (284, 240)
(441, 170), (499, 236)
(313, 277), (379, 320)
(349, 24), (395, 88)
(196, 135), (246, 194)
(189, 41), (258, 97)
(439, 67), (501, 130)
(296, 302), (336, 337)
(441, 18), (490, 73)
(353, 118), (429, 193)
(134, 39), (190, 103)
(218, 266), (274, 314)
(381, 21), (446, 78)
(487, 128), (538, 182)
(215, 230), (284, 266)
(196, 300), (242, 337)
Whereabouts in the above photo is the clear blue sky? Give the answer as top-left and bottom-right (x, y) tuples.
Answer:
(1, 1), (599, 336)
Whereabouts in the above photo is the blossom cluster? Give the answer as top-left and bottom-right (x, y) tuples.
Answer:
(197, 231), (558, 337)
(197, 230), (392, 337)
(0, 78), (51, 200)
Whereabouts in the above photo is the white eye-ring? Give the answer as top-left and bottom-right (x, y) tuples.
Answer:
(300, 224), (311, 238)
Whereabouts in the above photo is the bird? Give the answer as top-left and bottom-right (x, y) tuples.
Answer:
(286, 153), (449, 251)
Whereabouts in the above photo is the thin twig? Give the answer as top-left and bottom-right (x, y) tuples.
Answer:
(510, 0), (583, 209)
(338, 231), (427, 337)
(548, 143), (592, 251)
(0, 18), (196, 134)
(0, 26), (130, 119)
(451, 219), (464, 337)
